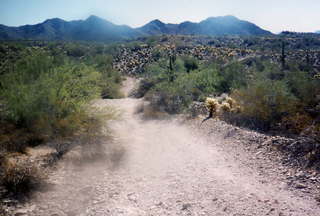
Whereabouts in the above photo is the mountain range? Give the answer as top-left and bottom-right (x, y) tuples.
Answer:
(0, 15), (272, 41)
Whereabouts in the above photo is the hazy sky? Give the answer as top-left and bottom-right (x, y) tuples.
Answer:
(1, 0), (320, 33)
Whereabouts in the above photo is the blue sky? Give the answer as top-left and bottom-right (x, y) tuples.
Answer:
(1, 0), (320, 33)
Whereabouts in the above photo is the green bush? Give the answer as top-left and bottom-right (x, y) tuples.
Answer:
(139, 58), (222, 114)
(285, 69), (320, 106)
(65, 43), (87, 57)
(183, 56), (199, 73)
(86, 54), (123, 99)
(0, 52), (101, 137)
(146, 82), (192, 114)
(219, 62), (248, 92)
(143, 59), (168, 78)
(191, 65), (221, 95)
(232, 78), (298, 129)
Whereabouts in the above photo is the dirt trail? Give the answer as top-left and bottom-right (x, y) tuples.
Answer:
(17, 77), (320, 216)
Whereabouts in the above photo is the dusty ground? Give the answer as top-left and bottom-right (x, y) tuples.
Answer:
(9, 77), (320, 216)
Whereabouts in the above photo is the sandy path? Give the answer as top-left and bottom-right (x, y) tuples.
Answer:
(18, 77), (320, 216)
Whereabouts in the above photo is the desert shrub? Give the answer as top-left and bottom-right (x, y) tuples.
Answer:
(285, 69), (320, 106)
(213, 60), (320, 135)
(219, 62), (248, 92)
(64, 43), (87, 57)
(173, 58), (185, 74)
(0, 52), (101, 139)
(146, 82), (192, 114)
(84, 54), (123, 99)
(281, 113), (313, 134)
(191, 65), (222, 95)
(101, 71), (123, 99)
(144, 60), (167, 75)
(259, 62), (284, 80)
(135, 60), (170, 98)
(135, 78), (157, 98)
(100, 81), (123, 99)
(0, 123), (39, 152)
(102, 43), (121, 56)
(231, 78), (298, 130)
(183, 56), (199, 73)
(0, 42), (123, 197)
(140, 59), (222, 114)
(1, 155), (44, 194)
(88, 53), (114, 70)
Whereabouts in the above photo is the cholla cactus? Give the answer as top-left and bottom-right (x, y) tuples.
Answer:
(225, 97), (236, 108)
(224, 96), (243, 113)
(202, 96), (242, 125)
(201, 97), (220, 124)
(220, 102), (231, 112)
(205, 97), (220, 114)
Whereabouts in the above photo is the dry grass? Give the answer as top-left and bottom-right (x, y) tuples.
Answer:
(1, 153), (45, 194)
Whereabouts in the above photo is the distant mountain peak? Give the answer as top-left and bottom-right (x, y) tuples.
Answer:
(0, 15), (273, 41)
(138, 19), (168, 35)
(84, 15), (114, 27)
(222, 15), (238, 19)
(43, 18), (65, 24)
(147, 19), (165, 26)
(86, 15), (101, 20)
(86, 15), (104, 21)
(85, 15), (112, 24)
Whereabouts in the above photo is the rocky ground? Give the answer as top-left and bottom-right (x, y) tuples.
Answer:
(191, 119), (320, 203)
(3, 77), (320, 216)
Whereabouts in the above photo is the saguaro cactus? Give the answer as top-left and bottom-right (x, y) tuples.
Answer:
(168, 54), (176, 82)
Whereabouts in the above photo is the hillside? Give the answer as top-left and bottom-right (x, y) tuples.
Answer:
(138, 16), (272, 36)
(0, 15), (272, 41)
(0, 15), (142, 42)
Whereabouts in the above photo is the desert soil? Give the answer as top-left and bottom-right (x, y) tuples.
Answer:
(11, 77), (320, 216)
